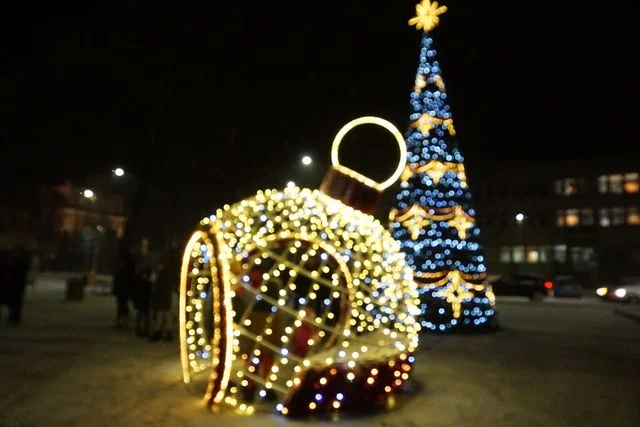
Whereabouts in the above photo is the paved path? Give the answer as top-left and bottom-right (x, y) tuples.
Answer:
(1, 289), (638, 427)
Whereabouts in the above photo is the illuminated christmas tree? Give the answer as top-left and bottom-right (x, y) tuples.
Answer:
(389, 1), (498, 332)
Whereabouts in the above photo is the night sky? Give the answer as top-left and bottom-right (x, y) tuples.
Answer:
(2, 1), (638, 206)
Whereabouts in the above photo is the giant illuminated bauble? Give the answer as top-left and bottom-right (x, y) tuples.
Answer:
(179, 117), (421, 418)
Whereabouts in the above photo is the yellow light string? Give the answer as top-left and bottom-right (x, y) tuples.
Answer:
(180, 184), (420, 413)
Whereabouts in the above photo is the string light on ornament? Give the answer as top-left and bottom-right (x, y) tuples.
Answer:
(179, 117), (421, 419)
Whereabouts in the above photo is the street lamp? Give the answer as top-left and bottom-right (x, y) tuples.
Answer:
(515, 212), (525, 268)
(80, 188), (98, 275)
(301, 155), (312, 166)
(113, 167), (125, 177)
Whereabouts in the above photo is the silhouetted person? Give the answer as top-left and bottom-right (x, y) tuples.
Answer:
(112, 252), (135, 329)
(132, 266), (152, 337)
(0, 248), (10, 321)
(7, 245), (31, 325)
(149, 255), (178, 342)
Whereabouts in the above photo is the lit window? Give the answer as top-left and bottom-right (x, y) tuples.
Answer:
(556, 210), (565, 227)
(628, 207), (640, 225)
(583, 247), (595, 262)
(612, 207), (625, 225)
(571, 247), (594, 263)
(553, 245), (567, 263)
(499, 246), (511, 263)
(512, 246), (525, 263)
(599, 208), (611, 227)
(539, 246), (550, 263)
(565, 209), (580, 227)
(564, 178), (579, 195)
(526, 247), (539, 263)
(609, 175), (623, 193)
(580, 209), (594, 226)
(624, 173), (639, 193)
(554, 180), (563, 195)
(598, 176), (608, 194)
(556, 178), (584, 195)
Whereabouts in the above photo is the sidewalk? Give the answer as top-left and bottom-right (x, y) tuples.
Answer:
(613, 304), (640, 323)
(497, 295), (640, 322)
(497, 295), (605, 307)
(1, 288), (638, 427)
(30, 271), (113, 294)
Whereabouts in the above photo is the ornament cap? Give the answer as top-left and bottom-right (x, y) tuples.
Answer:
(329, 116), (407, 191)
(320, 116), (407, 213)
(319, 165), (382, 214)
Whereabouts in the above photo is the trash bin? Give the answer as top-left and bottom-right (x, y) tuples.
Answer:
(66, 276), (85, 301)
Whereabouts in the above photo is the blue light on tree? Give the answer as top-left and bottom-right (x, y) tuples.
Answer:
(389, 0), (498, 332)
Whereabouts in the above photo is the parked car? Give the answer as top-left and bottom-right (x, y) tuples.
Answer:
(552, 275), (582, 298)
(490, 273), (554, 301)
(596, 283), (640, 304)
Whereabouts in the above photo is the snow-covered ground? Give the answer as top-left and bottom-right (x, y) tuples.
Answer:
(0, 288), (638, 427)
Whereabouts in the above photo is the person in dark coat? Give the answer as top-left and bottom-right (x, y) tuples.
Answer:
(0, 248), (10, 321)
(132, 266), (152, 337)
(7, 244), (31, 325)
(112, 252), (135, 329)
(148, 255), (178, 342)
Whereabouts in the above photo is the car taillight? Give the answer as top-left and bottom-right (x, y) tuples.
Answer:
(544, 281), (553, 289)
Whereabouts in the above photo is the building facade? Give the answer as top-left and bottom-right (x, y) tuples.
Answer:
(470, 156), (640, 288)
(39, 181), (127, 273)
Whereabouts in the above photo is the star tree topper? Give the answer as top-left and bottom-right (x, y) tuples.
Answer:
(409, 0), (448, 32)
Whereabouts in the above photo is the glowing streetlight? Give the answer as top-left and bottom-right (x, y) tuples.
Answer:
(301, 155), (312, 166)
(286, 181), (296, 188)
(515, 213), (524, 223)
(113, 167), (125, 177)
(83, 189), (95, 199)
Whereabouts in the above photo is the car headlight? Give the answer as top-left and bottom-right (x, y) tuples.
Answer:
(596, 287), (608, 297)
(614, 288), (627, 298)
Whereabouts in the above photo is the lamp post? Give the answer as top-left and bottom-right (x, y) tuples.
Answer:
(82, 189), (98, 276)
(515, 213), (525, 268)
(110, 167), (141, 258)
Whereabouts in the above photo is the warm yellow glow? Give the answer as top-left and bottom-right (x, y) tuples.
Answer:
(208, 226), (234, 405)
(565, 213), (579, 227)
(432, 270), (489, 318)
(331, 116), (407, 191)
(390, 204), (429, 240)
(625, 181), (639, 193)
(181, 184), (421, 413)
(412, 113), (455, 136)
(408, 0), (447, 32)
(447, 206), (475, 240)
(596, 287), (608, 297)
(179, 230), (212, 384)
(390, 201), (474, 243)
(400, 160), (466, 186)
(414, 75), (426, 93)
